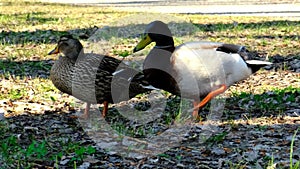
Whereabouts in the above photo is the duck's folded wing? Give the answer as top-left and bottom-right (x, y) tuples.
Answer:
(111, 68), (152, 102)
(216, 43), (245, 54)
(175, 41), (223, 51)
(174, 41), (252, 61)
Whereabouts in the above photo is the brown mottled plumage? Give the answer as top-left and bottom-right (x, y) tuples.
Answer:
(49, 35), (151, 118)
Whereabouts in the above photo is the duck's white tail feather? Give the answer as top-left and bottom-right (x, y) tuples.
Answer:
(245, 60), (273, 65)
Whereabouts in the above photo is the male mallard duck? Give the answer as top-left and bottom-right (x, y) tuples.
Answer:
(133, 20), (272, 118)
(49, 35), (152, 118)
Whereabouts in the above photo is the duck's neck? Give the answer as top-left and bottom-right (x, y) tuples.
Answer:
(154, 39), (175, 53)
(154, 45), (175, 52)
(77, 50), (85, 59)
(154, 35), (175, 52)
(67, 49), (84, 64)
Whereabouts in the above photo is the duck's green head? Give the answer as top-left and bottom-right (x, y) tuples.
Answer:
(48, 35), (83, 60)
(133, 20), (174, 53)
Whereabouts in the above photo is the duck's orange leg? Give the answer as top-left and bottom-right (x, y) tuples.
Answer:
(80, 102), (91, 119)
(72, 102), (90, 119)
(102, 101), (109, 117)
(192, 101), (200, 118)
(193, 84), (227, 117)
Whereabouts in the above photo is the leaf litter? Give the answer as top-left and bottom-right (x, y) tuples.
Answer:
(0, 1), (300, 168)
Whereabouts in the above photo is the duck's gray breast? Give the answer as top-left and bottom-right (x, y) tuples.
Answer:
(50, 56), (73, 95)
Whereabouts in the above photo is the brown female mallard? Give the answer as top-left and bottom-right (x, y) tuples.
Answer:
(48, 35), (152, 118)
(133, 20), (272, 118)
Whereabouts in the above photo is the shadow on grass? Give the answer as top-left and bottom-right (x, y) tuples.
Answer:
(2, 51), (297, 80)
(220, 86), (300, 121)
(1, 19), (299, 78)
(100, 86), (300, 138)
(0, 86), (299, 168)
(1, 20), (300, 45)
(192, 20), (300, 33)
(0, 59), (53, 79)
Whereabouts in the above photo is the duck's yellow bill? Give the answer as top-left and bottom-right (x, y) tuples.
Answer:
(133, 34), (152, 53)
(48, 46), (59, 55)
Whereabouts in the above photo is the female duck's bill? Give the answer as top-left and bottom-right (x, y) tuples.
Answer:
(133, 20), (272, 120)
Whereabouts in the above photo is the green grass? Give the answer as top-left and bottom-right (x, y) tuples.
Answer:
(187, 15), (300, 57)
(290, 128), (300, 169)
(0, 116), (97, 168)
(228, 86), (299, 116)
(0, 0), (299, 168)
(265, 128), (300, 169)
(0, 134), (96, 168)
(205, 132), (228, 146)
